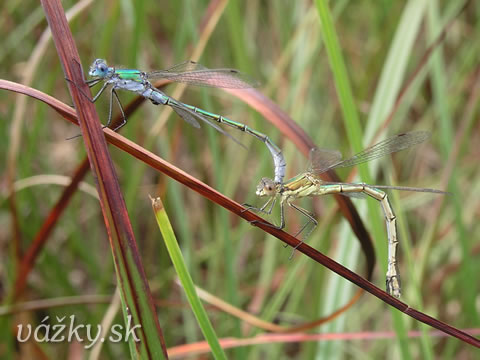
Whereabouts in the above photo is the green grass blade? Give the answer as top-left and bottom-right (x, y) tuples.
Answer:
(365, 0), (428, 140)
(150, 195), (227, 360)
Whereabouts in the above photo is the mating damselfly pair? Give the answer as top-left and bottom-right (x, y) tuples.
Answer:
(78, 59), (446, 298)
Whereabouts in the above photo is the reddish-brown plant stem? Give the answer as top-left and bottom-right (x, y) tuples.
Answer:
(39, 1), (168, 357)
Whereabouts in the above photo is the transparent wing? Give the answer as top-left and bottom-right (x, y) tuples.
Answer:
(311, 131), (431, 175)
(162, 60), (208, 72)
(169, 103), (246, 148)
(146, 60), (258, 88)
(170, 104), (201, 128)
(308, 148), (342, 173)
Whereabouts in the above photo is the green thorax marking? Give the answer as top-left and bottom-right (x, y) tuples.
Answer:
(115, 69), (143, 81)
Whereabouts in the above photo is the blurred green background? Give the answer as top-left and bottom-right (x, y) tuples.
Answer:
(1, 0), (479, 358)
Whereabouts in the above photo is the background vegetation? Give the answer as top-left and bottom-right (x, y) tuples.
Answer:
(1, 0), (479, 358)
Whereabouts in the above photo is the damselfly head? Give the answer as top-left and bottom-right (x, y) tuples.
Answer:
(89, 59), (110, 78)
(256, 178), (277, 197)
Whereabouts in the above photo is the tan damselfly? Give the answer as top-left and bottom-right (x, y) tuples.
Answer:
(247, 131), (447, 298)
